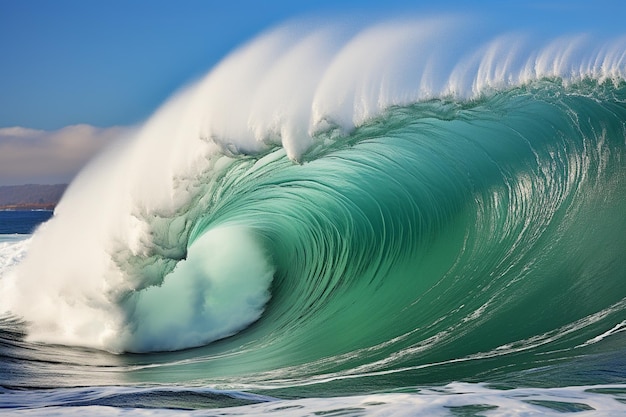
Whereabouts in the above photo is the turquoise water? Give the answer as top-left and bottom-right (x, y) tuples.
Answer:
(2, 80), (626, 415)
(153, 83), (626, 386)
(1, 21), (626, 416)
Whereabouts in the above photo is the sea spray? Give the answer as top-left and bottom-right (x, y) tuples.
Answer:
(120, 226), (274, 352)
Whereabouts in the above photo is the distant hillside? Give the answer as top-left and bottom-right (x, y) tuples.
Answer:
(0, 184), (67, 210)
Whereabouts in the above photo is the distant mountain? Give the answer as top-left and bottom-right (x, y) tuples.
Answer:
(0, 184), (67, 210)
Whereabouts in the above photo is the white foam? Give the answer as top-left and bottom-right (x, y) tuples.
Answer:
(117, 226), (274, 352)
(3, 383), (626, 416)
(0, 235), (30, 276)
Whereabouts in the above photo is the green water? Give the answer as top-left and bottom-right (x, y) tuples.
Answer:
(99, 80), (626, 393)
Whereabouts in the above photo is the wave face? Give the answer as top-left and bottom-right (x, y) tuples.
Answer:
(1, 18), (625, 392)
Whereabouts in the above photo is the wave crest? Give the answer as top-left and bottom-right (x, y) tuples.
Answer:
(1, 18), (626, 356)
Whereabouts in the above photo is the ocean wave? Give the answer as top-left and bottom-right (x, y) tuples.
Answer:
(0, 19), (624, 393)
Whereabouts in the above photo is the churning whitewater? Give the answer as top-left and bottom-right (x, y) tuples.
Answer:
(1, 16), (626, 416)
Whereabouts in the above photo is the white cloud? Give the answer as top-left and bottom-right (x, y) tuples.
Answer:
(0, 124), (127, 185)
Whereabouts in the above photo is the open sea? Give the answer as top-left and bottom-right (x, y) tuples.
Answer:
(0, 211), (53, 235)
(2, 17), (626, 416)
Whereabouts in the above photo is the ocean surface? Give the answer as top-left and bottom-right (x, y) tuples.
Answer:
(0, 211), (53, 235)
(2, 18), (626, 416)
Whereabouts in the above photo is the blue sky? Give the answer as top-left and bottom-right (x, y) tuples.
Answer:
(1, 0), (625, 130)
(0, 0), (624, 185)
